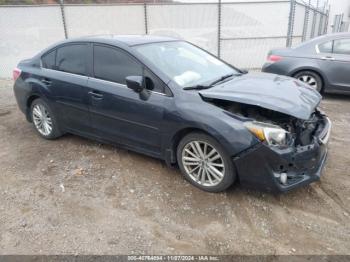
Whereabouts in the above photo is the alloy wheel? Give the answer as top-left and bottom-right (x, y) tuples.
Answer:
(298, 75), (318, 90)
(181, 141), (225, 187)
(32, 104), (53, 136)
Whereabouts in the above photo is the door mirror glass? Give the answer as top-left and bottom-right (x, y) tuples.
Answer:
(126, 76), (150, 101)
(126, 76), (144, 93)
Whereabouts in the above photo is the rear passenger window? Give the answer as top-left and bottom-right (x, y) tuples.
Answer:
(56, 44), (88, 76)
(42, 50), (56, 69)
(333, 39), (350, 55)
(93, 45), (142, 84)
(318, 41), (333, 53)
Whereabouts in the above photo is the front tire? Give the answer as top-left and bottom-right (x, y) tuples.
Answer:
(294, 70), (323, 93)
(177, 132), (236, 192)
(30, 98), (62, 139)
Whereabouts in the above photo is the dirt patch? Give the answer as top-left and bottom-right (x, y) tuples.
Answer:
(0, 79), (349, 255)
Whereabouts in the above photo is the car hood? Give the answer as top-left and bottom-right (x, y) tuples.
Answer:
(199, 73), (322, 120)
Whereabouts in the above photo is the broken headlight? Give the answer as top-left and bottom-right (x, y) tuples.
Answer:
(244, 121), (290, 146)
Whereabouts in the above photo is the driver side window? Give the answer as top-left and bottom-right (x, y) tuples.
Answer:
(93, 45), (142, 85)
(93, 44), (165, 94)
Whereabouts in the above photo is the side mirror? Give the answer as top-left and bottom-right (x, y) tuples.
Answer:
(125, 75), (150, 101)
(240, 69), (248, 74)
(126, 76), (144, 93)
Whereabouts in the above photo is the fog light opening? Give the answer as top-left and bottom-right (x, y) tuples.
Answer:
(280, 173), (288, 185)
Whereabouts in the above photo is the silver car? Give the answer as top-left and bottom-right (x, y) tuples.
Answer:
(262, 32), (350, 94)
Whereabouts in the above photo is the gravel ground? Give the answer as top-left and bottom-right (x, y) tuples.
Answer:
(0, 79), (349, 255)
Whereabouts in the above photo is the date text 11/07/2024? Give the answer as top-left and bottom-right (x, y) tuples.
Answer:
(127, 255), (220, 261)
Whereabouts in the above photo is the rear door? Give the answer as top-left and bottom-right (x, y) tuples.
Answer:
(41, 43), (92, 134)
(317, 38), (350, 91)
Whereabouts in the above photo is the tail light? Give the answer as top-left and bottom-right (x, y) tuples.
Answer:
(267, 55), (283, 63)
(13, 67), (22, 81)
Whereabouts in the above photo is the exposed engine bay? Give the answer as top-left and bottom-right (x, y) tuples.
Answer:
(208, 99), (325, 147)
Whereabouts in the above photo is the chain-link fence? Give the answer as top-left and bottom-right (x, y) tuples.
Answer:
(288, 0), (329, 47)
(332, 13), (350, 33)
(0, 0), (329, 78)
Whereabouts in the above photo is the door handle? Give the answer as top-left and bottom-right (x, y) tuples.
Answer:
(88, 91), (103, 99)
(41, 78), (52, 86)
(321, 56), (335, 61)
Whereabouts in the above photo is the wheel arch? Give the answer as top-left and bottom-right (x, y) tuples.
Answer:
(25, 94), (41, 122)
(165, 127), (216, 166)
(290, 67), (328, 90)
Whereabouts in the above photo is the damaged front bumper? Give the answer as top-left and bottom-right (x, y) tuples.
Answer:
(234, 117), (331, 193)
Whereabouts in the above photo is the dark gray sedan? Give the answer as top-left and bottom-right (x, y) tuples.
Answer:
(13, 35), (331, 193)
(262, 32), (350, 94)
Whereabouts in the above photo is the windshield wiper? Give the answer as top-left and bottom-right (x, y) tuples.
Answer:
(183, 73), (237, 90)
(208, 73), (235, 86)
(183, 84), (211, 90)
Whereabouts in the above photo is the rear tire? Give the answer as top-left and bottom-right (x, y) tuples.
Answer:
(294, 70), (323, 93)
(30, 98), (62, 140)
(177, 132), (236, 192)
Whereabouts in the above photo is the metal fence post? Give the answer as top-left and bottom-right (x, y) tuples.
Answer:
(144, 2), (148, 35)
(217, 0), (222, 58)
(324, 6), (330, 34)
(318, 14), (324, 35)
(310, 0), (318, 38)
(286, 0), (296, 47)
(302, 4), (310, 41)
(340, 13), (344, 32)
(318, 3), (326, 36)
(59, 0), (68, 39)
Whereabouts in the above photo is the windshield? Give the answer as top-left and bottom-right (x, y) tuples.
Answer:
(133, 41), (238, 88)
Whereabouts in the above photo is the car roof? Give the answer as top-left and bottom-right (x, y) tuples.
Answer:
(66, 34), (180, 47)
(314, 32), (350, 41)
(305, 32), (350, 44)
(36, 34), (181, 58)
(294, 32), (350, 50)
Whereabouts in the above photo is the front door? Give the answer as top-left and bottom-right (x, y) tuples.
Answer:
(87, 44), (169, 156)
